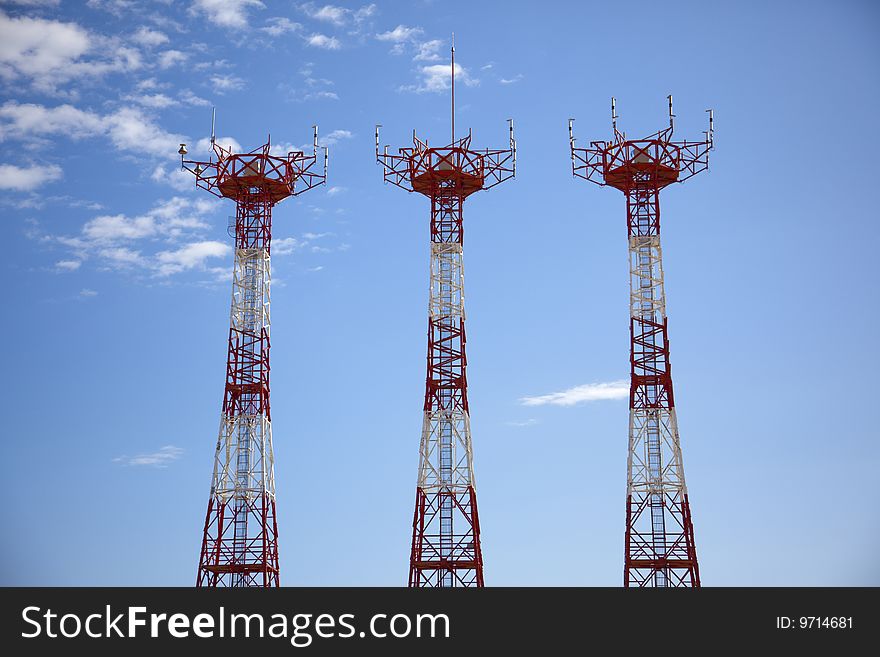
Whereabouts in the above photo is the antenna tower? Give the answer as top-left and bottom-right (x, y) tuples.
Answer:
(376, 42), (516, 586)
(569, 97), (714, 587)
(179, 116), (328, 587)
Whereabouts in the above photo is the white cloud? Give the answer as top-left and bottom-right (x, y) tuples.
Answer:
(404, 63), (477, 93)
(520, 381), (629, 407)
(0, 12), (142, 94)
(131, 27), (168, 48)
(0, 163), (62, 190)
(84, 213), (156, 242)
(261, 16), (300, 36)
(195, 135), (242, 155)
(302, 3), (375, 26)
(0, 102), (104, 140)
(114, 445), (183, 467)
(104, 107), (186, 157)
(500, 74), (524, 85)
(151, 163), (193, 191)
(326, 185), (344, 195)
(376, 25), (423, 42)
(50, 196), (218, 275)
(414, 39), (443, 62)
(210, 73), (245, 93)
(127, 93), (177, 108)
(98, 246), (144, 266)
(55, 259), (81, 271)
(157, 49), (187, 69)
(273, 236), (300, 255)
(3, 0), (60, 6)
(506, 418), (538, 427)
(179, 89), (211, 107)
(0, 12), (90, 81)
(191, 0), (264, 29)
(79, 288), (98, 296)
(320, 128), (352, 146)
(155, 240), (230, 276)
(273, 231), (332, 257)
(0, 102), (185, 160)
(303, 90), (338, 101)
(309, 4), (346, 24)
(86, 0), (135, 14)
(307, 33), (341, 50)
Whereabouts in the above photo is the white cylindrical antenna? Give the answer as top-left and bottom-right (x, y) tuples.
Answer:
(611, 97), (618, 133)
(508, 118), (516, 175)
(210, 107), (216, 145)
(313, 125), (319, 154)
(706, 108), (714, 147)
(668, 94), (675, 129)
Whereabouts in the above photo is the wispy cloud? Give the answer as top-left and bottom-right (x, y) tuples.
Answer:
(274, 231), (333, 256)
(113, 445), (183, 467)
(155, 241), (230, 276)
(0, 101), (186, 159)
(191, 0), (264, 29)
(279, 62), (338, 102)
(401, 62), (477, 93)
(500, 74), (524, 85)
(210, 73), (245, 93)
(0, 12), (143, 95)
(414, 39), (443, 62)
(55, 259), (81, 272)
(306, 33), (341, 50)
(506, 418), (538, 427)
(79, 288), (97, 297)
(0, 163), (62, 190)
(301, 3), (376, 26)
(376, 24), (423, 43)
(43, 196), (230, 280)
(261, 17), (301, 37)
(320, 129), (352, 146)
(157, 49), (187, 69)
(520, 381), (629, 407)
(131, 27), (168, 48)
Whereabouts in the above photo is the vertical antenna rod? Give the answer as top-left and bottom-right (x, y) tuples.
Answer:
(451, 33), (455, 144)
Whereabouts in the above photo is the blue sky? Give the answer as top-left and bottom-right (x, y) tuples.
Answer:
(1, 0), (878, 586)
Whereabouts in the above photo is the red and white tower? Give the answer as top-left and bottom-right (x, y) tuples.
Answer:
(179, 117), (327, 587)
(376, 42), (515, 587)
(569, 97), (713, 587)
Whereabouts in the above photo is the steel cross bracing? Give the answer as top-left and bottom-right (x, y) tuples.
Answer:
(570, 98), (713, 587)
(181, 126), (327, 587)
(377, 123), (515, 587)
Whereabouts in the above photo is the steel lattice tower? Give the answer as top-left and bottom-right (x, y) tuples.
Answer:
(179, 118), (327, 587)
(376, 42), (515, 587)
(569, 97), (713, 587)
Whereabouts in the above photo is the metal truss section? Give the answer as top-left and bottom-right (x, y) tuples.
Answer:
(182, 125), (327, 588)
(409, 486), (483, 587)
(570, 97), (711, 588)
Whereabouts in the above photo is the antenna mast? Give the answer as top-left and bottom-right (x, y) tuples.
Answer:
(451, 33), (455, 144)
